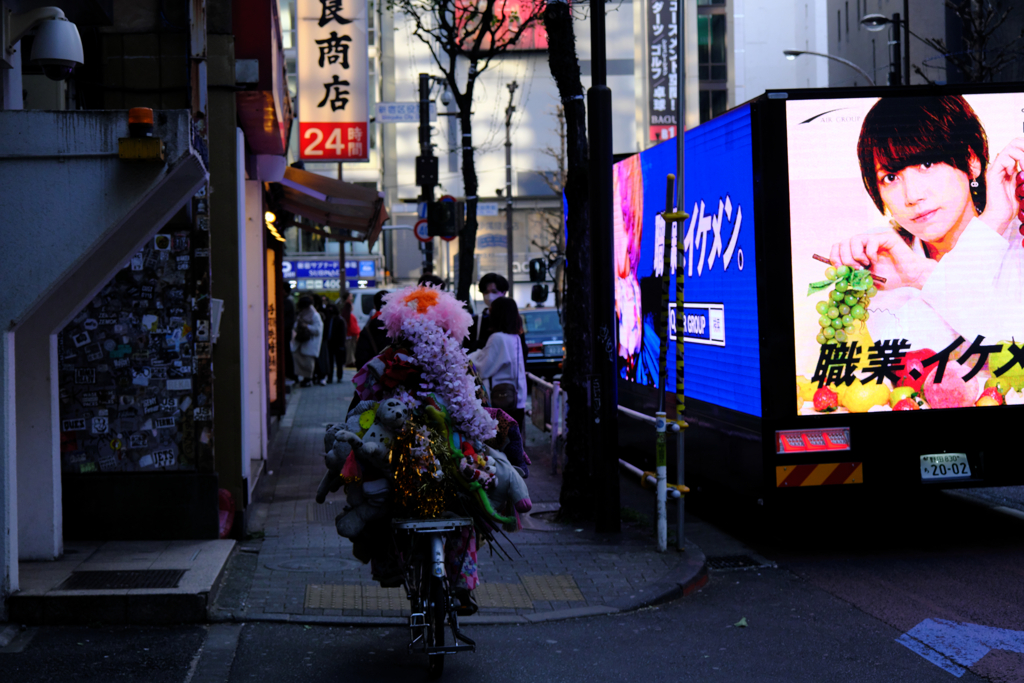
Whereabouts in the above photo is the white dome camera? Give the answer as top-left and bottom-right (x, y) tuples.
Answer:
(5, 7), (84, 81)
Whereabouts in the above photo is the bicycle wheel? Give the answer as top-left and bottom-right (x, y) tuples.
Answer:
(426, 575), (446, 679)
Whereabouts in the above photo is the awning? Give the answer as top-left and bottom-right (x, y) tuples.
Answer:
(271, 166), (388, 247)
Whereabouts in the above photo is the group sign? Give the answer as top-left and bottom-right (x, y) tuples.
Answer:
(788, 92), (1024, 414)
(298, 0), (370, 161)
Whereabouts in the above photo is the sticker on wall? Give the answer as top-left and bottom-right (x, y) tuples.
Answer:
(61, 418), (86, 432)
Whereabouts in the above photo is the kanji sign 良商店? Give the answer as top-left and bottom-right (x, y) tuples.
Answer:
(298, 0), (370, 161)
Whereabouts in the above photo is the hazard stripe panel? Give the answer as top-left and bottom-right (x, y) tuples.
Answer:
(776, 462), (863, 487)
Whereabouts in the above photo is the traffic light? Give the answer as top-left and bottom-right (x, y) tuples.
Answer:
(531, 284), (549, 303)
(529, 258), (547, 282)
(427, 201), (458, 238)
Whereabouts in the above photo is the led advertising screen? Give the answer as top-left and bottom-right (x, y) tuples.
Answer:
(614, 105), (761, 416)
(788, 93), (1024, 415)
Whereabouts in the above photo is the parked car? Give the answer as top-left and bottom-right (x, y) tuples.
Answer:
(521, 307), (564, 379)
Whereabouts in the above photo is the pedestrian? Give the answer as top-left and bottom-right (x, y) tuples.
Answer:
(346, 298), (360, 368)
(417, 273), (446, 290)
(466, 272), (509, 352)
(355, 289), (390, 370)
(468, 296), (528, 436)
(312, 294), (331, 385)
(290, 295), (323, 387)
(324, 303), (346, 383)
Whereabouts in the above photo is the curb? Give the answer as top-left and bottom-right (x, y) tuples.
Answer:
(207, 547), (708, 627)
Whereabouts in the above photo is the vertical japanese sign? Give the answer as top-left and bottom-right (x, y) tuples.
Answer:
(266, 249), (279, 405)
(648, 0), (678, 141)
(298, 0), (370, 161)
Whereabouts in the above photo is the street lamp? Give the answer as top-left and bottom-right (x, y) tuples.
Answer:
(861, 6), (910, 86)
(783, 50), (875, 86)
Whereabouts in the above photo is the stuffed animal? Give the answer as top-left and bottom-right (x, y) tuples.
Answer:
(324, 398), (414, 537)
(483, 444), (532, 526)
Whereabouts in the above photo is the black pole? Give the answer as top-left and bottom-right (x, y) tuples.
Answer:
(587, 0), (621, 533)
(890, 13), (902, 86)
(418, 73), (436, 274)
(903, 0), (910, 85)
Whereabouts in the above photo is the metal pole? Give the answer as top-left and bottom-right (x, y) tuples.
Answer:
(588, 0), (621, 533)
(505, 81), (517, 294)
(674, 3), (688, 550)
(419, 73), (436, 274)
(890, 13), (902, 86)
(903, 0), (910, 85)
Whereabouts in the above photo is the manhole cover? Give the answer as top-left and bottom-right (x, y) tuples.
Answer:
(264, 557), (362, 572)
(59, 569), (186, 590)
(706, 555), (762, 570)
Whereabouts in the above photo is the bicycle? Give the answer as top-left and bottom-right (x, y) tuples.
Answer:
(393, 516), (476, 678)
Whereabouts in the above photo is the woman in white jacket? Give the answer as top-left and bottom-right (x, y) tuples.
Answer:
(290, 295), (323, 387)
(469, 296), (528, 435)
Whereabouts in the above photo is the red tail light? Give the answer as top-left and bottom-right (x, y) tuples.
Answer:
(776, 427), (850, 454)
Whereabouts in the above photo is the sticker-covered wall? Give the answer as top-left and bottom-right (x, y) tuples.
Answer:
(58, 227), (213, 474)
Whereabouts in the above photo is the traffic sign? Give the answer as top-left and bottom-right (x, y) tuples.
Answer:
(414, 219), (431, 243)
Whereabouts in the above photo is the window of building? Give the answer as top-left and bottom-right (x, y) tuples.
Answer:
(698, 2), (727, 124)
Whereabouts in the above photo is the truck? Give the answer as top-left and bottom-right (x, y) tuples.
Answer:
(614, 83), (1024, 506)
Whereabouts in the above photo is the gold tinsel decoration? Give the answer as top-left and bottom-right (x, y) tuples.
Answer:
(388, 417), (456, 519)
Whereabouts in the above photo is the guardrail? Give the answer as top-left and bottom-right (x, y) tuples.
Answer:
(617, 405), (687, 551)
(526, 373), (567, 474)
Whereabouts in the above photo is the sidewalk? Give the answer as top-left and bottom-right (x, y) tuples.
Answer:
(208, 377), (707, 625)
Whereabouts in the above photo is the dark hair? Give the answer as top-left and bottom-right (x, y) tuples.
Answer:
(478, 272), (509, 294)
(417, 274), (446, 290)
(297, 295), (313, 310)
(857, 95), (989, 215)
(489, 296), (522, 335)
(373, 290), (388, 310)
(325, 304), (339, 316)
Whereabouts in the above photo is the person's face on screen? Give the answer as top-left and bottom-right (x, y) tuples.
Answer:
(877, 159), (978, 245)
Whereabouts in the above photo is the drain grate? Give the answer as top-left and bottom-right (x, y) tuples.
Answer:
(307, 502), (341, 525)
(520, 575), (585, 602)
(475, 582), (534, 609)
(706, 555), (762, 570)
(59, 569), (186, 590)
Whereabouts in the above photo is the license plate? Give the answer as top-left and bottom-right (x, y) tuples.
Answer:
(543, 344), (562, 358)
(920, 453), (971, 481)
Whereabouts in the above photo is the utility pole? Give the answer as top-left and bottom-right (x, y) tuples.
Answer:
(505, 81), (517, 294)
(417, 73), (438, 274)
(890, 13), (902, 86)
(588, 0), (621, 533)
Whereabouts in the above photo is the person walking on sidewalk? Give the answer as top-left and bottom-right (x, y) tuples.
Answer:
(469, 296), (528, 436)
(354, 289), (389, 370)
(466, 272), (508, 352)
(312, 294), (331, 386)
(345, 300), (360, 367)
(290, 295), (323, 387)
(324, 303), (347, 383)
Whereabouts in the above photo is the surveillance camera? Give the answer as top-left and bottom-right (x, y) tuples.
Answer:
(30, 17), (84, 81)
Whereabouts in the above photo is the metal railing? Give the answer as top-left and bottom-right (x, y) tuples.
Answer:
(617, 405), (687, 551)
(526, 373), (567, 474)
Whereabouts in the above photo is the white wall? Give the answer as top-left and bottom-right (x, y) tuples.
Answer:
(0, 111), (205, 611)
(732, 0), (830, 107)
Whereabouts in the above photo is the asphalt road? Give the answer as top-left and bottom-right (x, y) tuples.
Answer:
(2, 485), (1023, 682)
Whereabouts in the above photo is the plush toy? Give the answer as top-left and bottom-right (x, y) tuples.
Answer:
(483, 444), (532, 528)
(316, 407), (374, 504)
(326, 398), (413, 538)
